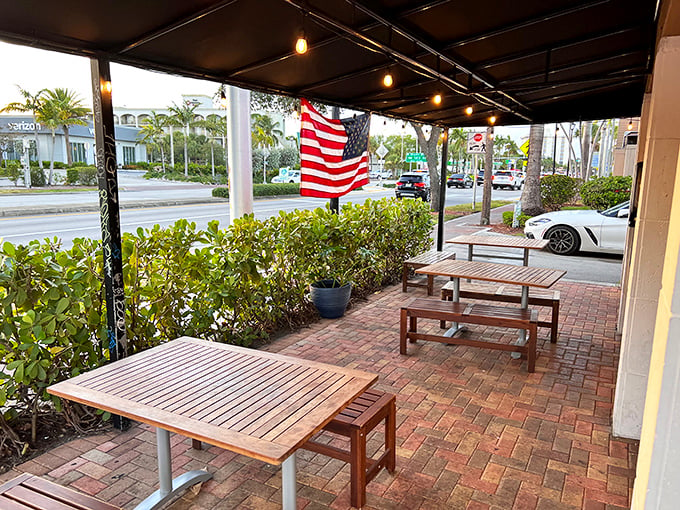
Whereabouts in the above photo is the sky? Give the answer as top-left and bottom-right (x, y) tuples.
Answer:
(0, 40), (531, 143)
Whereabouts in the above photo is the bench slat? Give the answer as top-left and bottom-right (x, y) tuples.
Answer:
(0, 475), (120, 510)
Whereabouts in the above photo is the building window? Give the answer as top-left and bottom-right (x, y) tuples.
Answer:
(122, 146), (136, 165)
(70, 142), (87, 163)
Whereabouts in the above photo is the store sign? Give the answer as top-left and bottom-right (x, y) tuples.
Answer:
(5, 120), (43, 132)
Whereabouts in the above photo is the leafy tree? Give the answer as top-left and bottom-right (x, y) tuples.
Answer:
(197, 117), (228, 177)
(521, 124), (545, 216)
(139, 111), (168, 172)
(168, 101), (199, 176)
(42, 88), (90, 167)
(448, 128), (468, 170)
(251, 113), (282, 149)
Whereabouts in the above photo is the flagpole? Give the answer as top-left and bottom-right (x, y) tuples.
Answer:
(330, 106), (340, 214)
(436, 128), (449, 251)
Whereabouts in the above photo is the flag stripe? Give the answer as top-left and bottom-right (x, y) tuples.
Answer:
(299, 99), (370, 198)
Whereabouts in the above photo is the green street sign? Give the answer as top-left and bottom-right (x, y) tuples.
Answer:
(405, 152), (427, 162)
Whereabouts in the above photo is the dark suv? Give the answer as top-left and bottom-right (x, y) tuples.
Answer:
(395, 172), (430, 201)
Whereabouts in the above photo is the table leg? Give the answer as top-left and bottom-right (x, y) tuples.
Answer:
(134, 428), (213, 510)
(523, 248), (529, 266)
(444, 277), (466, 337)
(511, 286), (530, 359)
(467, 245), (473, 282)
(282, 453), (297, 510)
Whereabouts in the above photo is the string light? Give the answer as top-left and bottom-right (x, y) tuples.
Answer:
(219, 88), (227, 108)
(432, 93), (442, 105)
(382, 71), (393, 87)
(489, 115), (497, 125)
(465, 106), (473, 116)
(627, 119), (633, 130)
(101, 81), (112, 94)
(295, 34), (308, 54)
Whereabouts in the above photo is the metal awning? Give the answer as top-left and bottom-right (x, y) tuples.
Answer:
(0, 0), (658, 126)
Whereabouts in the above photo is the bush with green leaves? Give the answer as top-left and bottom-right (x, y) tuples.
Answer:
(2, 161), (22, 184)
(66, 168), (79, 185)
(1, 198), (432, 450)
(76, 166), (98, 185)
(540, 175), (580, 211)
(580, 176), (632, 210)
(30, 168), (46, 187)
(212, 183), (301, 199)
(502, 211), (532, 228)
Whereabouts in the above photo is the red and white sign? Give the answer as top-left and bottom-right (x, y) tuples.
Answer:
(467, 132), (486, 154)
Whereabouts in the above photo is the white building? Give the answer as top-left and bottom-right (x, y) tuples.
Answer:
(0, 115), (145, 166)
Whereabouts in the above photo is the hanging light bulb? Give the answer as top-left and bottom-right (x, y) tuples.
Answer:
(627, 119), (633, 130)
(489, 115), (497, 125)
(219, 88), (227, 108)
(382, 71), (393, 87)
(432, 93), (442, 105)
(465, 106), (473, 116)
(295, 33), (308, 54)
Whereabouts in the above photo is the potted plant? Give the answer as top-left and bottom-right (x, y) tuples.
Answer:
(308, 246), (373, 319)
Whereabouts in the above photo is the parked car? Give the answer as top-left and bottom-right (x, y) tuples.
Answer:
(524, 200), (629, 255)
(447, 173), (473, 188)
(395, 173), (431, 201)
(369, 169), (392, 179)
(271, 169), (301, 183)
(476, 170), (485, 185)
(492, 170), (523, 190)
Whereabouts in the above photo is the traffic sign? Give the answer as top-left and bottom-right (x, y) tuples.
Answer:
(519, 139), (530, 156)
(376, 143), (388, 159)
(405, 152), (427, 162)
(467, 132), (486, 154)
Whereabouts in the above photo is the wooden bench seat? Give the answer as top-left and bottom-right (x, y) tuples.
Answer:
(441, 281), (560, 343)
(402, 250), (456, 295)
(193, 388), (396, 509)
(0, 473), (120, 510)
(401, 298), (539, 372)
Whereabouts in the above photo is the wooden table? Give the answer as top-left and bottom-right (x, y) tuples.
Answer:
(48, 337), (378, 510)
(447, 234), (549, 266)
(417, 259), (565, 342)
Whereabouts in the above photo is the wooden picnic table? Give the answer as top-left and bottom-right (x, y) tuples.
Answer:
(417, 259), (565, 342)
(48, 336), (378, 510)
(446, 234), (549, 266)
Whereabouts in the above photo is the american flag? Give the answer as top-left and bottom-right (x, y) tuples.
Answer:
(300, 99), (370, 198)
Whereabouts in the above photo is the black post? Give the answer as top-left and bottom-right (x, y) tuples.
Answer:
(90, 58), (129, 430)
(329, 106), (340, 214)
(552, 123), (558, 174)
(436, 129), (449, 251)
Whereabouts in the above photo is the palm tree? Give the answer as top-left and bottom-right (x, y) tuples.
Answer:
(168, 102), (198, 176)
(197, 117), (227, 178)
(139, 112), (168, 172)
(251, 113), (283, 148)
(43, 88), (90, 166)
(1, 86), (46, 174)
(448, 128), (467, 170)
(35, 98), (62, 185)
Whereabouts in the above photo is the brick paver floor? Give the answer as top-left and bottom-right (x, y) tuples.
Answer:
(1, 280), (636, 509)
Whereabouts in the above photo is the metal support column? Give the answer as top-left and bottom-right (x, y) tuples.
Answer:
(90, 57), (129, 430)
(227, 85), (253, 223)
(329, 106), (340, 214)
(436, 129), (449, 251)
(282, 453), (297, 509)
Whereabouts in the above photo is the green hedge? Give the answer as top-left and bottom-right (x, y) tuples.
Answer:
(0, 198), (433, 447)
(502, 211), (532, 228)
(212, 183), (301, 199)
(540, 175), (580, 211)
(580, 176), (632, 210)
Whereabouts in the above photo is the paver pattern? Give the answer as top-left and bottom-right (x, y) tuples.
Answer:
(1, 280), (636, 509)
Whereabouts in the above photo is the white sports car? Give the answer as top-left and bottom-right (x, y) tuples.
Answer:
(524, 201), (629, 255)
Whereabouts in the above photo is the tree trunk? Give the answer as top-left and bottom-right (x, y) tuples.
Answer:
(210, 141), (215, 178)
(480, 127), (494, 225)
(412, 123), (442, 211)
(521, 124), (545, 216)
(580, 121), (592, 180)
(63, 126), (72, 166)
(48, 130), (56, 185)
(160, 143), (166, 173)
(169, 127), (175, 169)
(183, 126), (189, 177)
(32, 122), (43, 169)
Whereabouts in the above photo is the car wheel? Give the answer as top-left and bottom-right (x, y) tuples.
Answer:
(493, 185), (498, 190)
(546, 225), (580, 255)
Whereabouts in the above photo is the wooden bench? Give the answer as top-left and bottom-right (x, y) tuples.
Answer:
(400, 298), (539, 372)
(193, 388), (396, 510)
(0, 473), (120, 510)
(441, 281), (560, 343)
(403, 250), (456, 295)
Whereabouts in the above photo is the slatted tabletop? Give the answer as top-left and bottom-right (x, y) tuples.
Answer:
(404, 249), (456, 266)
(446, 234), (549, 250)
(48, 337), (377, 465)
(416, 259), (565, 288)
